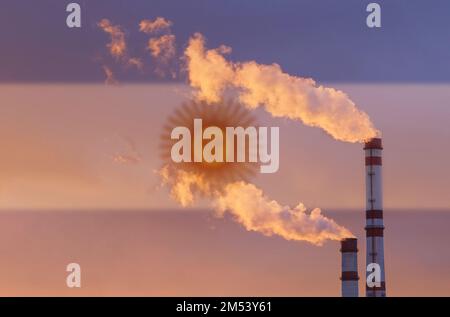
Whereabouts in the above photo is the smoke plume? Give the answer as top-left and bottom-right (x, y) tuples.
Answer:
(185, 33), (378, 143)
(215, 182), (353, 245)
(159, 165), (353, 245)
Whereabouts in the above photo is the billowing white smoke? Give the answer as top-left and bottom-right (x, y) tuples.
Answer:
(215, 181), (353, 246)
(185, 33), (379, 143)
(159, 165), (353, 245)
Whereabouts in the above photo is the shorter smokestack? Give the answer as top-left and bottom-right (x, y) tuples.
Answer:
(340, 238), (359, 297)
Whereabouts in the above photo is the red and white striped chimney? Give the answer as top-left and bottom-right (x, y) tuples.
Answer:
(340, 238), (359, 297)
(364, 138), (386, 297)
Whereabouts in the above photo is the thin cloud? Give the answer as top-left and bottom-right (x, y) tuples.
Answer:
(139, 17), (172, 34)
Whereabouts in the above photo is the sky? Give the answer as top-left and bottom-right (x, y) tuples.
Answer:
(0, 0), (449, 296)
(2, 0), (450, 83)
(0, 210), (449, 296)
(1, 83), (449, 210)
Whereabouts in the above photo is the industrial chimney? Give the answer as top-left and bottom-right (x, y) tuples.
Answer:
(364, 138), (386, 297)
(340, 238), (359, 297)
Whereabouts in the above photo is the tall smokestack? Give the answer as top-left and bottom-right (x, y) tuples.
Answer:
(340, 238), (359, 297)
(364, 138), (386, 297)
